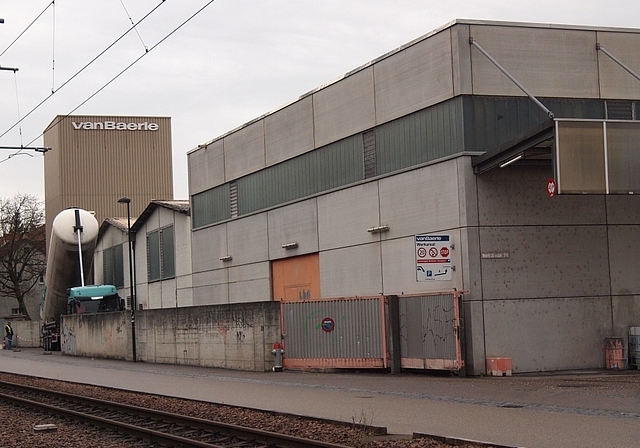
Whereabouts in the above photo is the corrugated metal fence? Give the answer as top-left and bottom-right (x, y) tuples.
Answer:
(399, 293), (463, 371)
(281, 296), (386, 369)
(280, 291), (464, 372)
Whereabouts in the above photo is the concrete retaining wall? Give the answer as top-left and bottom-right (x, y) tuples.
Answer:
(60, 301), (281, 371)
(136, 302), (281, 371)
(4, 320), (41, 348)
(62, 312), (129, 359)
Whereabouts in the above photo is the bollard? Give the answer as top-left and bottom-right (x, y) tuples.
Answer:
(271, 342), (284, 372)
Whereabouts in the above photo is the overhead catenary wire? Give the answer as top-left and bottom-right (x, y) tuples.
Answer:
(0, 0), (217, 164)
(23, 0), (217, 149)
(0, 0), (168, 145)
(0, 1), (54, 59)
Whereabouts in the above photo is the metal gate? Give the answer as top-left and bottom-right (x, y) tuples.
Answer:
(280, 296), (386, 369)
(279, 291), (463, 371)
(398, 292), (464, 371)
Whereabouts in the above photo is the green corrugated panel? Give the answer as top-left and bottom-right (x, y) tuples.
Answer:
(376, 97), (465, 176)
(237, 135), (362, 215)
(192, 184), (231, 228)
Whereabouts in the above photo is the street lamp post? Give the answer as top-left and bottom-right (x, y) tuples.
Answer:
(118, 197), (136, 362)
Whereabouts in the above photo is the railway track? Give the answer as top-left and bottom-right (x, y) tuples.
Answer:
(0, 380), (353, 448)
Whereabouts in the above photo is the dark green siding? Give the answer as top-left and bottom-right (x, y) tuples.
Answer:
(237, 135), (362, 215)
(192, 184), (231, 228)
(376, 97), (465, 175)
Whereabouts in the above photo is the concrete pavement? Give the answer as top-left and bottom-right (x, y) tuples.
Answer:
(1, 348), (639, 448)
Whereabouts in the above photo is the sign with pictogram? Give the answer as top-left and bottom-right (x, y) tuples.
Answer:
(415, 234), (452, 281)
(321, 317), (335, 332)
(547, 179), (557, 197)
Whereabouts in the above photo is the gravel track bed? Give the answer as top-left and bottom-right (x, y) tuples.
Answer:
(0, 372), (489, 448)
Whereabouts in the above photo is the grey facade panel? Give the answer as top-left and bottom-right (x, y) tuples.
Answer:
(469, 25), (600, 99)
(608, 225), (640, 295)
(267, 198), (319, 260)
(476, 165), (607, 227)
(596, 31), (640, 101)
(313, 67), (376, 148)
(482, 297), (612, 372)
(479, 225), (611, 300)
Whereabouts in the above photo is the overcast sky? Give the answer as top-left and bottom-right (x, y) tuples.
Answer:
(0, 0), (638, 202)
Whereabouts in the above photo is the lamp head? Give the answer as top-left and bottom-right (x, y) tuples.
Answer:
(117, 197), (131, 204)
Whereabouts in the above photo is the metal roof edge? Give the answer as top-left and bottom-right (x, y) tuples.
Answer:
(186, 18), (640, 156)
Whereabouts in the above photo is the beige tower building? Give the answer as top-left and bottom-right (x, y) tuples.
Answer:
(43, 115), (173, 245)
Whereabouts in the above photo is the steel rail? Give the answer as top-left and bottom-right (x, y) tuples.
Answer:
(0, 381), (352, 448)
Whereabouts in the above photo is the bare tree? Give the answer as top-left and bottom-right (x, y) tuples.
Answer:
(0, 194), (46, 320)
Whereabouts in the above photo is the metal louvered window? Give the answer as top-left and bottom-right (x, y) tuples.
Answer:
(162, 226), (175, 279)
(606, 101), (634, 120)
(147, 231), (160, 281)
(147, 226), (175, 282)
(230, 181), (238, 218)
(363, 130), (376, 179)
(102, 245), (125, 288)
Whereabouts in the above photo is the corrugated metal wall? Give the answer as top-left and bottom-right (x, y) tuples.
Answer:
(237, 135), (362, 216)
(282, 297), (383, 360)
(375, 97), (465, 175)
(192, 183), (231, 228)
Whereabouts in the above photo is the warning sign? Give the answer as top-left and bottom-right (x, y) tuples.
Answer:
(415, 234), (452, 281)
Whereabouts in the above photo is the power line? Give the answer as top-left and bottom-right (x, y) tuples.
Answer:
(24, 0), (217, 148)
(0, 0), (167, 143)
(0, 1), (54, 59)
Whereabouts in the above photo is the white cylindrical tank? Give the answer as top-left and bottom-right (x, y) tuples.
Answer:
(41, 208), (99, 322)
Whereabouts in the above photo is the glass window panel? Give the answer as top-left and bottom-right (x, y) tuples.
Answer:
(161, 226), (175, 279)
(103, 247), (114, 285)
(556, 121), (606, 194)
(115, 244), (125, 288)
(147, 231), (160, 281)
(606, 122), (640, 194)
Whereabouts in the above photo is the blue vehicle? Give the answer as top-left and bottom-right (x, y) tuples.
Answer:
(67, 285), (124, 315)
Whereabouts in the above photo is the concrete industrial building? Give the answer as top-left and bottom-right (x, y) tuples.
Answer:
(186, 19), (640, 375)
(43, 115), (173, 248)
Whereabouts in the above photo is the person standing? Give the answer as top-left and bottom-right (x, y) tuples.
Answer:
(4, 322), (13, 350)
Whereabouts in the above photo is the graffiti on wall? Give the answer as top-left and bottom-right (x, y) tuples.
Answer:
(62, 324), (76, 353)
